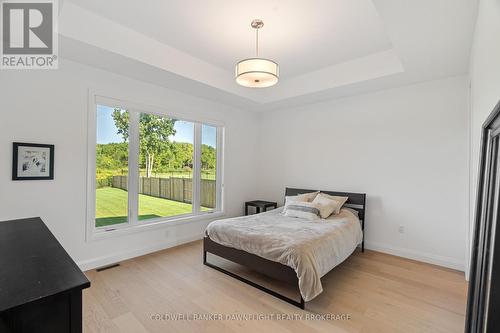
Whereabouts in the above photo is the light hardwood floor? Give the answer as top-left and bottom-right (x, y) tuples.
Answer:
(83, 240), (467, 333)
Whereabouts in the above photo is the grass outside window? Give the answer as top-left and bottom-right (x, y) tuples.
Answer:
(96, 187), (209, 227)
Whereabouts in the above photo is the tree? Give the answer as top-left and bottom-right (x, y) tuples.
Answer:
(171, 142), (194, 169)
(112, 109), (176, 177)
(96, 142), (128, 170)
(201, 144), (216, 170)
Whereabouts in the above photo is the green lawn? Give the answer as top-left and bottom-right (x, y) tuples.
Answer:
(96, 187), (204, 227)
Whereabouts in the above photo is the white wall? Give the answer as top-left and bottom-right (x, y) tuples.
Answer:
(256, 76), (469, 270)
(0, 59), (259, 270)
(468, 0), (500, 274)
(0, 55), (473, 273)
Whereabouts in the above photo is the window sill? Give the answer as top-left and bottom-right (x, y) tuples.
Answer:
(86, 211), (225, 242)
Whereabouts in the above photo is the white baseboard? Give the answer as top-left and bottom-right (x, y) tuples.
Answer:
(364, 241), (465, 272)
(77, 233), (203, 271)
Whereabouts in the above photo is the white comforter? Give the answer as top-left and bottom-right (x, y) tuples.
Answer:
(205, 207), (363, 302)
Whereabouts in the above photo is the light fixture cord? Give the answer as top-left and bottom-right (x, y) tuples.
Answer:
(255, 28), (259, 57)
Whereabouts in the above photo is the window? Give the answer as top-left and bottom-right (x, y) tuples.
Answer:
(138, 116), (194, 221)
(201, 124), (218, 212)
(89, 97), (223, 236)
(95, 106), (129, 228)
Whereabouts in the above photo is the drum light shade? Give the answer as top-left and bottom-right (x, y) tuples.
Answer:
(235, 58), (279, 88)
(236, 19), (279, 88)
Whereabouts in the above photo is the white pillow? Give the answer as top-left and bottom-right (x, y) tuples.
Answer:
(284, 195), (307, 209)
(283, 202), (321, 220)
(316, 193), (348, 215)
(311, 195), (341, 219)
(283, 191), (319, 207)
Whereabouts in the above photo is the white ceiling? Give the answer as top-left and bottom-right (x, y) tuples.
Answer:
(64, 0), (393, 79)
(60, 0), (478, 111)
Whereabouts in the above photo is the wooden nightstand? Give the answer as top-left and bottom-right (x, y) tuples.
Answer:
(245, 200), (278, 215)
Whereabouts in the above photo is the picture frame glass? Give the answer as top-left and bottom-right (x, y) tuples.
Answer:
(16, 146), (51, 178)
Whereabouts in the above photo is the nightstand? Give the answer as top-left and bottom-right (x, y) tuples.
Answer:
(245, 200), (278, 215)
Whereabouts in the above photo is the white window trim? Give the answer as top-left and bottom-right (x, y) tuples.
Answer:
(86, 90), (225, 242)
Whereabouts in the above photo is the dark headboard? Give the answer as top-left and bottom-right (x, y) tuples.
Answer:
(284, 187), (366, 224)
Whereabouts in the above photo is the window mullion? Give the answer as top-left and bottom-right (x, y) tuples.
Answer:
(87, 97), (98, 239)
(128, 111), (140, 224)
(216, 127), (224, 212)
(193, 123), (202, 214)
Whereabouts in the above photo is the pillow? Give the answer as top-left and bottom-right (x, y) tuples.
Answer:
(300, 191), (320, 202)
(283, 191), (319, 208)
(342, 207), (359, 217)
(316, 193), (348, 215)
(284, 195), (307, 209)
(311, 195), (341, 219)
(283, 202), (321, 220)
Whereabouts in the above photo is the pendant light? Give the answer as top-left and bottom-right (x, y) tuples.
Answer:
(235, 19), (279, 88)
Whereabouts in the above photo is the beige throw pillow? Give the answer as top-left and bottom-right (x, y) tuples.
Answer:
(311, 195), (341, 219)
(316, 193), (348, 215)
(296, 191), (319, 202)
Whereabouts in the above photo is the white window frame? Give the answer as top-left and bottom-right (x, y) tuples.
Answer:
(86, 92), (225, 241)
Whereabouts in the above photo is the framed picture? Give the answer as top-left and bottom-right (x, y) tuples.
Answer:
(12, 142), (54, 180)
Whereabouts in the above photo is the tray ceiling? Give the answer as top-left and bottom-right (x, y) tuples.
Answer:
(60, 0), (477, 110)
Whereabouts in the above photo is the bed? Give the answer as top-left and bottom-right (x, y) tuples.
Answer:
(203, 187), (366, 309)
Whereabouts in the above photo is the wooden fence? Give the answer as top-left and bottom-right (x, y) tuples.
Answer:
(112, 176), (216, 208)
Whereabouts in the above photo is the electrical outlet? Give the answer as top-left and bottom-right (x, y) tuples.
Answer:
(398, 226), (405, 234)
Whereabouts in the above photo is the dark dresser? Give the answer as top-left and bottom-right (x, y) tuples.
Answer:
(0, 217), (90, 333)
